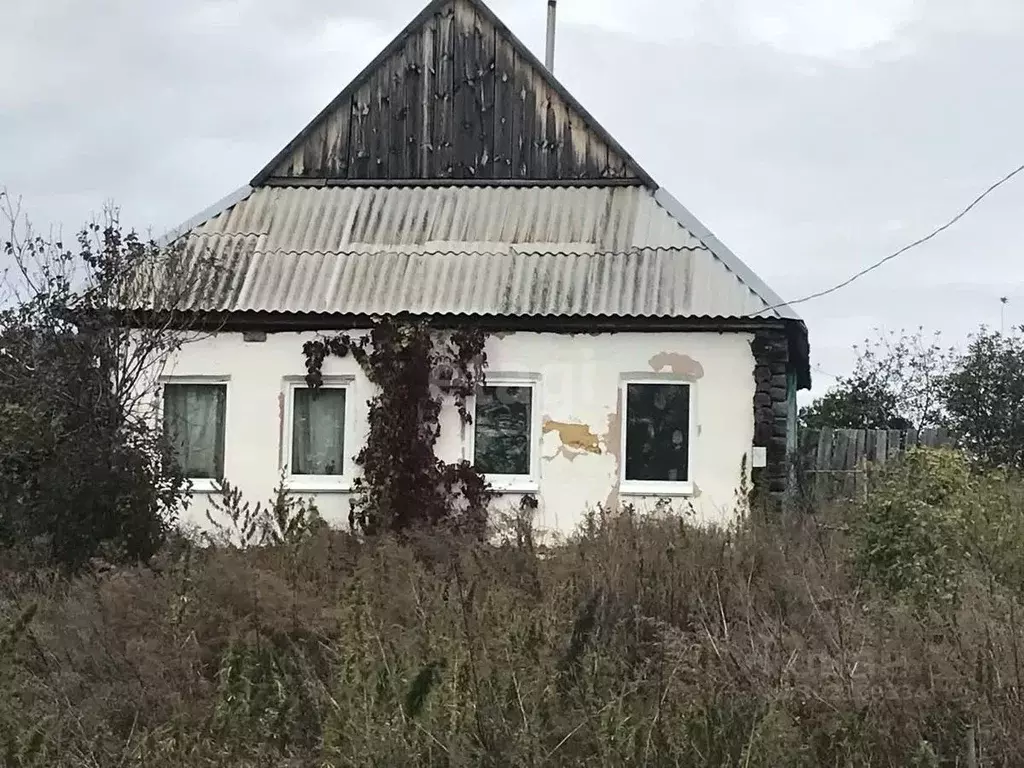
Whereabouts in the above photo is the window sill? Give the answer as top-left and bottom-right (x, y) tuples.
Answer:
(284, 477), (354, 494)
(187, 478), (222, 494)
(619, 481), (694, 498)
(487, 478), (540, 495)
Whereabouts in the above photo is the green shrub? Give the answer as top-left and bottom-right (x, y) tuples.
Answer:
(853, 447), (973, 609)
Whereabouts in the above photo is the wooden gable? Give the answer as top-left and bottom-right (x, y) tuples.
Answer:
(252, 0), (653, 185)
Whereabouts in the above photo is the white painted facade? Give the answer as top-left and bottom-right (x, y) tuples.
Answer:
(158, 329), (756, 537)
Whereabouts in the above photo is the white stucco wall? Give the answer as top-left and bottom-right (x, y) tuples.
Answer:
(157, 329), (756, 538)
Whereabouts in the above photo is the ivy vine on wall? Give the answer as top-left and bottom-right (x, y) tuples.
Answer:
(302, 320), (494, 536)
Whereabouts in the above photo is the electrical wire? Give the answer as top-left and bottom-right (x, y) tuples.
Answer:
(755, 162), (1024, 316)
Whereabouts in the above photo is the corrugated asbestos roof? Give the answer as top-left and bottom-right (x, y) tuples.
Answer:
(173, 184), (785, 320)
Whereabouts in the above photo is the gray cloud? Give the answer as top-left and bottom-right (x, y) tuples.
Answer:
(2, 0), (1022, 397)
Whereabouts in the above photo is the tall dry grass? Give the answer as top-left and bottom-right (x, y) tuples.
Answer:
(2, 474), (1024, 765)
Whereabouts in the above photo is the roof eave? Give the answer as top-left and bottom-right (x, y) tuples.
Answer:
(155, 184), (253, 248)
(651, 187), (810, 388)
(652, 187), (802, 323)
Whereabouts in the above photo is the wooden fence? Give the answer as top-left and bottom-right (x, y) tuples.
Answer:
(796, 427), (953, 501)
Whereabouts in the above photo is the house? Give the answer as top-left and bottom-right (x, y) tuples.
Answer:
(151, 0), (810, 536)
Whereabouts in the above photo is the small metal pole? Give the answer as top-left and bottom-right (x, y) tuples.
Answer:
(545, 0), (557, 72)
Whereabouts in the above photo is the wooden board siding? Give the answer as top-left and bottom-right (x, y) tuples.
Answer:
(255, 0), (644, 185)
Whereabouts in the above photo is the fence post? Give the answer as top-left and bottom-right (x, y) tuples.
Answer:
(965, 722), (978, 768)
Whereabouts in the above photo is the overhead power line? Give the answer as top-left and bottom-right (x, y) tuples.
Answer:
(757, 162), (1024, 316)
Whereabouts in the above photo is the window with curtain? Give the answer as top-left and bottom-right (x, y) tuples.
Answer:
(291, 387), (347, 476)
(163, 383), (227, 479)
(474, 384), (533, 477)
(624, 383), (691, 483)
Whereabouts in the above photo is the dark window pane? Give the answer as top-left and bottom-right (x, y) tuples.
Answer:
(163, 383), (226, 479)
(475, 385), (532, 476)
(292, 388), (346, 475)
(624, 383), (690, 482)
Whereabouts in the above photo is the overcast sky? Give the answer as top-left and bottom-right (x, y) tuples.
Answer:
(2, 0), (1022, 396)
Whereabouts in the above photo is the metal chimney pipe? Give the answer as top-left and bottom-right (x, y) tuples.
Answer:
(545, 0), (557, 72)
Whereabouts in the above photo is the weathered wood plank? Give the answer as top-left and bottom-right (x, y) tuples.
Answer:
(525, 70), (544, 177)
(324, 105), (351, 177)
(532, 93), (550, 178)
(834, 430), (851, 497)
(431, 6), (454, 178)
(475, 12), (496, 179)
(875, 429), (888, 466)
(349, 82), (373, 178)
(905, 428), (919, 450)
(854, 429), (868, 500)
(512, 50), (530, 178)
(888, 429), (903, 462)
(374, 54), (395, 179)
(815, 428), (833, 501)
(389, 40), (410, 179)
(402, 30), (422, 179)
(301, 122), (323, 175)
(547, 94), (566, 179)
(839, 429), (855, 470)
(585, 131), (609, 179)
(563, 108), (585, 178)
(606, 136), (628, 178)
(492, 32), (515, 179)
(417, 17), (434, 178)
(452, 7), (475, 178)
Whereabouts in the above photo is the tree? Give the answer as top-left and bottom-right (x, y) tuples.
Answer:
(944, 326), (1024, 470)
(800, 374), (910, 431)
(800, 328), (952, 432)
(0, 189), (217, 571)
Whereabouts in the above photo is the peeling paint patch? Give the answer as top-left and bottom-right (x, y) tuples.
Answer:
(604, 391), (623, 464)
(601, 391), (624, 510)
(544, 445), (589, 463)
(542, 420), (602, 455)
(648, 352), (704, 380)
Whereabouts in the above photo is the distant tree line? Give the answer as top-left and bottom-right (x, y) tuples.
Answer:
(801, 325), (1024, 469)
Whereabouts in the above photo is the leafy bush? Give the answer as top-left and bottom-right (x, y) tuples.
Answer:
(852, 447), (973, 609)
(0, 195), (206, 572)
(204, 474), (325, 549)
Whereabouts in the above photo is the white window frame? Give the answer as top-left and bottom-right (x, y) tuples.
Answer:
(158, 375), (230, 494)
(619, 378), (697, 497)
(468, 375), (541, 494)
(281, 375), (355, 493)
